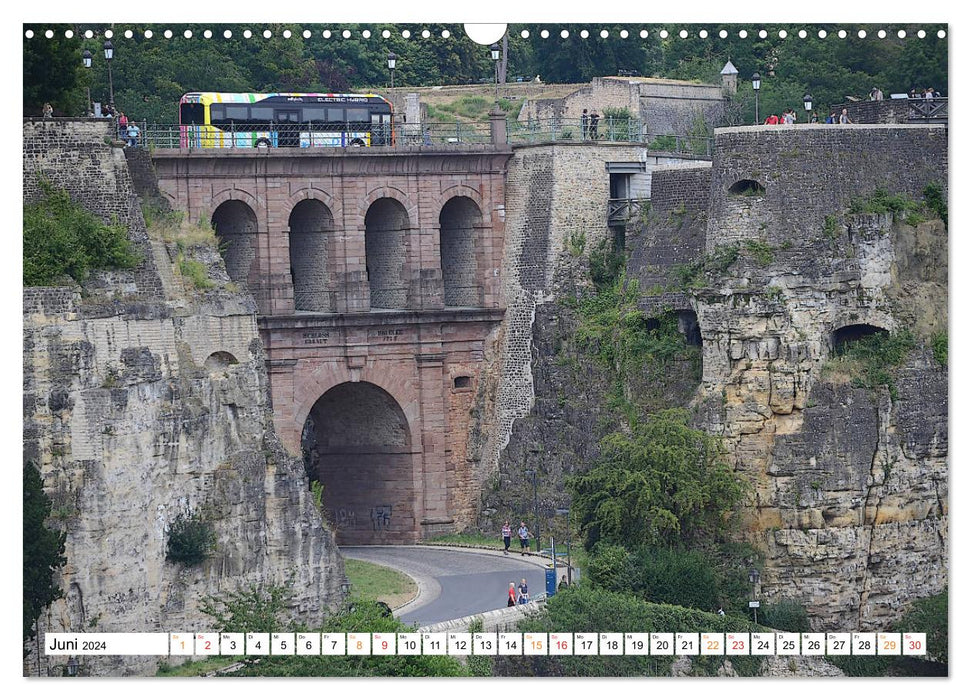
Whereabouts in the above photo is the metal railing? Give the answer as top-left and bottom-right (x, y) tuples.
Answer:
(908, 97), (948, 122)
(137, 117), (714, 155)
(607, 198), (650, 225)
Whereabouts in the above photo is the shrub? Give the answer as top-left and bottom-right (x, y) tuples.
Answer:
(178, 257), (214, 290)
(166, 511), (216, 566)
(630, 547), (720, 612)
(922, 182), (947, 226)
(24, 180), (141, 286)
(836, 329), (916, 400)
(586, 543), (636, 592)
(759, 599), (810, 632)
(931, 331), (947, 368)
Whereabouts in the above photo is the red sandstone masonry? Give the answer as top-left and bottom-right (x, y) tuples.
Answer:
(154, 146), (512, 542)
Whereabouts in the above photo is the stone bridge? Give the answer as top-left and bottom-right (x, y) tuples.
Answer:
(153, 145), (512, 545)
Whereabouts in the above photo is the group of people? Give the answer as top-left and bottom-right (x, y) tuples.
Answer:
(500, 520), (532, 556)
(580, 109), (601, 140)
(506, 578), (530, 607)
(909, 86), (942, 99)
(763, 108), (801, 125)
(764, 107), (853, 125)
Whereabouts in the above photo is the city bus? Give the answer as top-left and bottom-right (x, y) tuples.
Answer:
(178, 92), (394, 148)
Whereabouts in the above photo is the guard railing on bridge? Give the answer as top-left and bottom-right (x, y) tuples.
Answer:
(138, 118), (714, 155)
(908, 97), (948, 122)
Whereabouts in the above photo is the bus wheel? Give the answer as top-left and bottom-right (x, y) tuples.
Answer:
(255, 138), (271, 148)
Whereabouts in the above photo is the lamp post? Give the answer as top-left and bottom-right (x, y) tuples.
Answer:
(555, 507), (572, 585)
(66, 656), (78, 677)
(524, 468), (538, 553)
(490, 43), (501, 103)
(803, 92), (813, 123)
(82, 49), (93, 116)
(387, 51), (396, 90)
(103, 40), (115, 106)
(748, 568), (761, 624)
(751, 72), (761, 124)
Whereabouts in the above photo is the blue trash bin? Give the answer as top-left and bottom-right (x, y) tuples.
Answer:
(546, 565), (557, 597)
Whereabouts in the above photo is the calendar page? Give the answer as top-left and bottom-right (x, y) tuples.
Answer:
(19, 5), (950, 686)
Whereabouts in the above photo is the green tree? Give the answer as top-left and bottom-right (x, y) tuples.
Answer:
(23, 25), (87, 116)
(23, 462), (67, 644)
(569, 409), (744, 550)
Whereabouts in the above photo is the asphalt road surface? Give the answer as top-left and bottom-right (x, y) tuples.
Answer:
(341, 546), (554, 627)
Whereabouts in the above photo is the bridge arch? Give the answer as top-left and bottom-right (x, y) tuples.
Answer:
(211, 199), (259, 285)
(289, 198), (336, 312)
(365, 197), (413, 309)
(439, 196), (483, 307)
(301, 381), (419, 544)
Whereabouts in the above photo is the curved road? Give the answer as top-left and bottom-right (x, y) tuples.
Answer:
(341, 546), (554, 628)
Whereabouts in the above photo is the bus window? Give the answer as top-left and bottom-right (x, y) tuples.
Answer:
(346, 108), (368, 124)
(180, 102), (205, 125)
(250, 106), (273, 125)
(326, 108), (344, 123)
(304, 104), (329, 125)
(225, 105), (249, 121)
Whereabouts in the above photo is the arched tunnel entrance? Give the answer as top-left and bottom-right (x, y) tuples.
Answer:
(289, 199), (334, 312)
(211, 200), (258, 285)
(301, 382), (418, 544)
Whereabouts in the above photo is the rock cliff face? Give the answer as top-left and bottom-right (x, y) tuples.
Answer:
(23, 121), (342, 676)
(478, 125), (947, 633)
(688, 126), (947, 630)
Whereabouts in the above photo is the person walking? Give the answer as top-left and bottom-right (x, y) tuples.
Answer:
(126, 121), (140, 147)
(589, 111), (600, 139)
(501, 521), (512, 555)
(507, 581), (517, 607)
(581, 109), (589, 139)
(518, 578), (530, 605)
(518, 521), (530, 555)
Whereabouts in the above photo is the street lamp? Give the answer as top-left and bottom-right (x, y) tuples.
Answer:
(524, 468), (538, 553)
(387, 51), (396, 90)
(340, 577), (352, 597)
(82, 49), (93, 116)
(748, 568), (761, 624)
(803, 92), (813, 123)
(751, 72), (761, 124)
(66, 656), (78, 677)
(103, 39), (115, 106)
(490, 43), (501, 103)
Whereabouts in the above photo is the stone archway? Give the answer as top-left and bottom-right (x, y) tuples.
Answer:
(301, 382), (418, 544)
(211, 200), (258, 284)
(289, 199), (335, 312)
(439, 196), (482, 307)
(364, 198), (410, 310)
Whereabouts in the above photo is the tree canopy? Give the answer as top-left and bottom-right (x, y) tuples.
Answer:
(24, 23), (947, 123)
(23, 462), (66, 644)
(568, 408), (745, 550)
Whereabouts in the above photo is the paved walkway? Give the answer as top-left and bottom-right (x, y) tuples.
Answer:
(340, 545), (556, 627)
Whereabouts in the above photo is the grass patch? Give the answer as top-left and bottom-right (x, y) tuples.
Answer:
(157, 656), (244, 677)
(932, 331), (947, 367)
(824, 329), (916, 400)
(343, 558), (418, 610)
(178, 257), (214, 290)
(742, 239), (775, 266)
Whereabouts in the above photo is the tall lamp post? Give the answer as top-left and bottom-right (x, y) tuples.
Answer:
(387, 51), (396, 89)
(490, 43), (501, 103)
(82, 49), (93, 116)
(524, 468), (539, 552)
(803, 92), (813, 123)
(751, 72), (761, 124)
(749, 568), (761, 624)
(103, 40), (115, 106)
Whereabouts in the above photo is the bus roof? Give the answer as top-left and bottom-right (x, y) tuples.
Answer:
(181, 92), (391, 105)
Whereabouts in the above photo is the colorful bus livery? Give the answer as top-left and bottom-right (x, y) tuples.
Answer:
(179, 92), (394, 149)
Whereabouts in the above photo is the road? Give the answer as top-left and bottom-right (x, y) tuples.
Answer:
(340, 545), (555, 627)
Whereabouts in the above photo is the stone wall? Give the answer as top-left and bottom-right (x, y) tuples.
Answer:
(23, 121), (341, 676)
(691, 124), (948, 630)
(23, 120), (163, 299)
(832, 99), (914, 124)
(519, 77), (727, 138)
